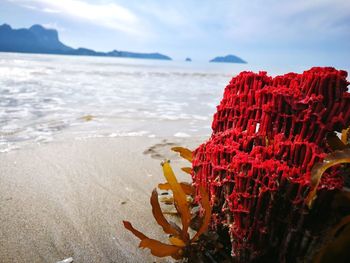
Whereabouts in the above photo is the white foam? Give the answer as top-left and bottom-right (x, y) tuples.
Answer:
(192, 115), (208, 121)
(174, 132), (191, 138)
(108, 131), (149, 137)
(0, 143), (19, 153)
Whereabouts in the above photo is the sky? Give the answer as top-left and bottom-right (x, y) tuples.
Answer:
(1, 0), (350, 69)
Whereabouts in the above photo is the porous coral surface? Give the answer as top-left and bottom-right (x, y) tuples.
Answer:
(192, 67), (350, 262)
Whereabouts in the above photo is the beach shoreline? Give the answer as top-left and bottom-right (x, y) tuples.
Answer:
(0, 136), (204, 263)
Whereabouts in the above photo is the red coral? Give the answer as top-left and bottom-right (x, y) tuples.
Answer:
(192, 67), (350, 262)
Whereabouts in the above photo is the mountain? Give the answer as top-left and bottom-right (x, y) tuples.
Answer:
(210, 54), (247, 64)
(0, 24), (172, 60)
(106, 50), (171, 60)
(0, 24), (73, 54)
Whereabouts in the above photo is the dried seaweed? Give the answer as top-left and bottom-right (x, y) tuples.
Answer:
(306, 148), (350, 208)
(311, 131), (350, 262)
(158, 182), (195, 196)
(341, 127), (350, 145)
(327, 132), (348, 150)
(181, 167), (192, 175)
(123, 159), (212, 260)
(171, 147), (193, 162)
(161, 160), (192, 240)
(191, 186), (211, 242)
(150, 189), (180, 236)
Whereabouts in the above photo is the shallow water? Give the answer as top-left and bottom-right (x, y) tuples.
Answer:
(0, 52), (252, 152)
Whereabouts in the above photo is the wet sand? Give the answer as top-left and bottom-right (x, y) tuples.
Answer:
(0, 137), (203, 263)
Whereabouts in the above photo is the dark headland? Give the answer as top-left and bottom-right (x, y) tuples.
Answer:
(210, 54), (247, 63)
(0, 24), (172, 60)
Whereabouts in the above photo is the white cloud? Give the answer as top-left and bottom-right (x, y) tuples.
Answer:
(42, 7), (61, 14)
(42, 22), (66, 32)
(223, 0), (350, 44)
(8, 0), (146, 36)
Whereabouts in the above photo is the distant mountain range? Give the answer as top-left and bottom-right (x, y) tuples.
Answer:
(0, 24), (172, 60)
(0, 24), (248, 63)
(210, 54), (247, 64)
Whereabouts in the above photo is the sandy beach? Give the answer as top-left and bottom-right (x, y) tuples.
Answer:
(0, 136), (204, 263)
(0, 52), (219, 263)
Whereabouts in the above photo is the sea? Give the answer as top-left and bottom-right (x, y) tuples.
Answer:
(0, 52), (307, 153)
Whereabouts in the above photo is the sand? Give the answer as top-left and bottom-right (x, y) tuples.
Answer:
(0, 136), (204, 263)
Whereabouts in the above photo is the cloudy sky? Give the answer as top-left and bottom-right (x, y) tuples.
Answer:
(1, 0), (349, 69)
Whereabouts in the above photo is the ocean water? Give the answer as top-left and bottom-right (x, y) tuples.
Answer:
(0, 52), (258, 152)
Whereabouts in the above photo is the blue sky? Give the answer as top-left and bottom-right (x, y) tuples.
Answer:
(1, 0), (350, 69)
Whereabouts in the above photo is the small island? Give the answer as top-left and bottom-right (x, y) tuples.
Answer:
(0, 24), (172, 60)
(210, 54), (246, 64)
(185, 57), (192, 62)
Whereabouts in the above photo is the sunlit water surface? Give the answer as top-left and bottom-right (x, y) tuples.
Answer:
(0, 52), (298, 152)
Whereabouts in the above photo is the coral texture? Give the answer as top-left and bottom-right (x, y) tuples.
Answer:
(192, 67), (350, 262)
